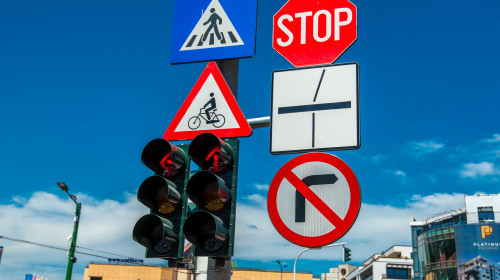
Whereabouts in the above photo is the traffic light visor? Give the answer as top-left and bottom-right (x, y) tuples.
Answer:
(186, 171), (231, 212)
(138, 176), (181, 215)
(189, 133), (234, 174)
(133, 214), (177, 255)
(142, 139), (187, 177)
(183, 211), (228, 253)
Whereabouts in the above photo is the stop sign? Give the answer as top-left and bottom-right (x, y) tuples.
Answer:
(273, 0), (357, 67)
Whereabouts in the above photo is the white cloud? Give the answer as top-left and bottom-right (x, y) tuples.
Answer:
(356, 153), (388, 164)
(411, 140), (445, 154)
(234, 192), (466, 262)
(0, 191), (157, 280)
(0, 191), (468, 279)
(253, 184), (269, 191)
(485, 133), (500, 143)
(244, 194), (267, 206)
(394, 170), (406, 177)
(460, 161), (498, 178)
(384, 169), (408, 185)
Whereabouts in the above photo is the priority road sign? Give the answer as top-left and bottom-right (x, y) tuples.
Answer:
(170, 0), (257, 64)
(271, 63), (359, 154)
(164, 61), (252, 141)
(267, 153), (361, 247)
(273, 0), (357, 67)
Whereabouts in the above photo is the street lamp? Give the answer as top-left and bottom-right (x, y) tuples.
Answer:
(276, 261), (287, 280)
(57, 182), (81, 280)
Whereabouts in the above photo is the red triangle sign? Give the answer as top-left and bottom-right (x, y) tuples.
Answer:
(164, 61), (252, 141)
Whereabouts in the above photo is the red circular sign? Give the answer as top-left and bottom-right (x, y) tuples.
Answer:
(273, 0), (357, 67)
(267, 153), (361, 247)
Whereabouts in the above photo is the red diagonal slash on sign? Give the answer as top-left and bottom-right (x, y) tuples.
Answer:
(285, 170), (344, 227)
(267, 152), (361, 248)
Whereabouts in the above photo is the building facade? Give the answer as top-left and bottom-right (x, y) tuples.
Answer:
(321, 264), (358, 280)
(410, 194), (500, 280)
(83, 263), (317, 280)
(458, 255), (500, 280)
(345, 245), (413, 280)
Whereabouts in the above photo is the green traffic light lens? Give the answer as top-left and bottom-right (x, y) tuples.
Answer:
(151, 223), (176, 254)
(183, 211), (228, 253)
(132, 214), (178, 256)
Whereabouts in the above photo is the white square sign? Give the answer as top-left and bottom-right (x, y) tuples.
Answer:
(271, 63), (360, 154)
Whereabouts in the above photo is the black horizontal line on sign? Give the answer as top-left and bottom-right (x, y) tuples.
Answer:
(278, 101), (351, 114)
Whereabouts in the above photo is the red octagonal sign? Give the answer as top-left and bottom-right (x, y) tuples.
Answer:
(273, 0), (357, 67)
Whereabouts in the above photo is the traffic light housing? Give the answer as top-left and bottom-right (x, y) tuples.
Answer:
(183, 133), (238, 257)
(133, 139), (190, 260)
(343, 246), (351, 262)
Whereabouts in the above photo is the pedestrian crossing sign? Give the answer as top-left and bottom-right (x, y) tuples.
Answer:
(170, 0), (257, 64)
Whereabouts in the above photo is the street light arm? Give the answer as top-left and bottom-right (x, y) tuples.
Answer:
(294, 248), (314, 280)
(293, 242), (348, 280)
(65, 191), (78, 205)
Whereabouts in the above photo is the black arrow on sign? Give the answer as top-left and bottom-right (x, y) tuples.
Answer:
(295, 174), (338, 223)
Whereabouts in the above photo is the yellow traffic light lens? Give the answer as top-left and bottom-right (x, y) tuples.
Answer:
(203, 181), (224, 212)
(155, 186), (175, 214)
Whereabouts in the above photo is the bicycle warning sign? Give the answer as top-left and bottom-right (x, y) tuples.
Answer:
(164, 61), (252, 141)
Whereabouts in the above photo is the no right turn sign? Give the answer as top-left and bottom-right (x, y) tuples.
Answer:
(267, 153), (361, 247)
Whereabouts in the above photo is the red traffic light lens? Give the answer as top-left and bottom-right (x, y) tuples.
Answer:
(142, 139), (187, 177)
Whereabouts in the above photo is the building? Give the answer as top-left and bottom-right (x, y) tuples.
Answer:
(83, 262), (317, 280)
(345, 245), (413, 280)
(321, 264), (358, 280)
(83, 263), (190, 280)
(458, 255), (500, 280)
(410, 194), (500, 280)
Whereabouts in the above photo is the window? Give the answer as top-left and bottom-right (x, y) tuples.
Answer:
(478, 207), (495, 223)
(387, 268), (410, 279)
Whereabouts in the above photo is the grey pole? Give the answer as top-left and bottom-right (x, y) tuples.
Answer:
(191, 59), (239, 280)
(293, 242), (347, 280)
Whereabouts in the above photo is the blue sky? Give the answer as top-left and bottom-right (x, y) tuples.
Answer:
(1, 0), (500, 279)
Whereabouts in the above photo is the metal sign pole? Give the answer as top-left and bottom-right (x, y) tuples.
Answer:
(192, 58), (239, 280)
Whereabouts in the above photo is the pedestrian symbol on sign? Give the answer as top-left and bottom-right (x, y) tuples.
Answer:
(202, 9), (222, 43)
(180, 0), (244, 51)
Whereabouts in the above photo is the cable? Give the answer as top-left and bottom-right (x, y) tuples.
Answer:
(0, 235), (161, 265)
(0, 235), (68, 252)
(76, 245), (135, 259)
(0, 235), (263, 278)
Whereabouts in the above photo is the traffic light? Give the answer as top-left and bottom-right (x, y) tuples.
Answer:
(183, 133), (238, 257)
(133, 139), (190, 261)
(343, 246), (352, 262)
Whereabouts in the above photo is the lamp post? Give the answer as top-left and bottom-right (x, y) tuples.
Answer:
(57, 182), (81, 280)
(276, 261), (288, 280)
(276, 261), (283, 280)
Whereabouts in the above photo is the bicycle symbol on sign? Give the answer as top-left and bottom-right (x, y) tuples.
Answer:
(187, 92), (226, 130)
